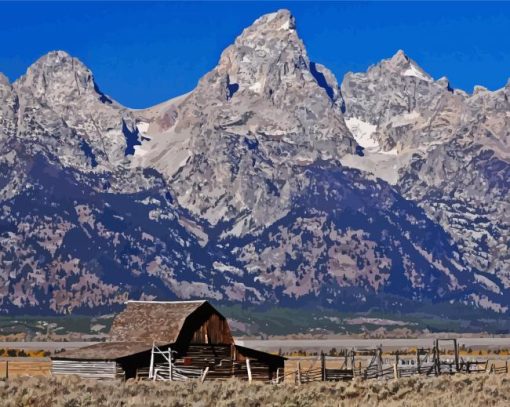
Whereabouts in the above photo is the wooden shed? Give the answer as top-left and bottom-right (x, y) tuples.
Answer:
(52, 300), (284, 381)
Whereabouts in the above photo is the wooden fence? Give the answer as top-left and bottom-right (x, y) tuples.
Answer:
(325, 368), (354, 381)
(146, 344), (280, 383)
(489, 361), (509, 375)
(286, 346), (510, 385)
(0, 358), (51, 378)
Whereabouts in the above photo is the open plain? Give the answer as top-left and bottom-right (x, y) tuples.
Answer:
(238, 338), (510, 353)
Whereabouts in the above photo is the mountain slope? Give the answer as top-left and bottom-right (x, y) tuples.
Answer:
(340, 51), (510, 308)
(0, 10), (507, 315)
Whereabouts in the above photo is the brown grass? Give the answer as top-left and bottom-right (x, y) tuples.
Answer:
(0, 374), (509, 406)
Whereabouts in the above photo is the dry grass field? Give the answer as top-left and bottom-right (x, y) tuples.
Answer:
(0, 374), (509, 406)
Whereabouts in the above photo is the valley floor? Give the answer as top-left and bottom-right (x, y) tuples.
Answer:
(1, 374), (509, 406)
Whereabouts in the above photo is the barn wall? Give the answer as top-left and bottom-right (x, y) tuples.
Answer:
(177, 305), (233, 346)
(234, 346), (285, 381)
(171, 344), (284, 382)
(52, 360), (124, 380)
(190, 312), (232, 344)
(117, 350), (154, 379)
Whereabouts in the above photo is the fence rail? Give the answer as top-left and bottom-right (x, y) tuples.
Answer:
(289, 342), (509, 385)
(325, 368), (354, 381)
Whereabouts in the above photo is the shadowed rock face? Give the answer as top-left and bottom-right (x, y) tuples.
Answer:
(0, 10), (507, 314)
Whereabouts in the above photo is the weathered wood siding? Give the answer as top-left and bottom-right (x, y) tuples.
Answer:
(177, 305), (233, 346)
(190, 312), (232, 345)
(52, 360), (124, 380)
(171, 345), (283, 382)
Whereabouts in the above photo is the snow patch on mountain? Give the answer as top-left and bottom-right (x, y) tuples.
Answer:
(345, 117), (379, 150)
(279, 20), (292, 30)
(136, 121), (150, 133)
(403, 64), (431, 82)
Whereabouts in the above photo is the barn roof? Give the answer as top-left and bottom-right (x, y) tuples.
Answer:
(108, 300), (216, 343)
(53, 342), (155, 361)
(235, 344), (286, 362)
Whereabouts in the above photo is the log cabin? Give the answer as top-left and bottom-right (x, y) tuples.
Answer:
(52, 300), (284, 381)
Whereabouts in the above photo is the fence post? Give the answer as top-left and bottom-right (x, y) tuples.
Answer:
(297, 362), (302, 385)
(506, 361), (508, 374)
(377, 347), (383, 378)
(416, 349), (421, 374)
(434, 341), (440, 376)
(321, 352), (326, 381)
(246, 359), (252, 383)
(149, 342), (155, 379)
(393, 364), (398, 380)
(201, 367), (209, 383)
(5, 361), (8, 379)
(169, 348), (173, 381)
(454, 339), (459, 372)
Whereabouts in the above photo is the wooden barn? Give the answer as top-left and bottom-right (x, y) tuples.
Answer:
(52, 300), (284, 381)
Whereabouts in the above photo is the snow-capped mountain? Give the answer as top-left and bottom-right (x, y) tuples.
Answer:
(0, 10), (507, 314)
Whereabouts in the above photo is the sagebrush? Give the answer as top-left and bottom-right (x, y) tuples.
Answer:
(0, 374), (509, 406)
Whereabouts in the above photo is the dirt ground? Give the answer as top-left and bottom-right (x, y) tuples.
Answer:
(0, 373), (509, 406)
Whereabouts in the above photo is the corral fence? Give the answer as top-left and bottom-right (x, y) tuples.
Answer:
(285, 338), (510, 385)
(489, 361), (509, 375)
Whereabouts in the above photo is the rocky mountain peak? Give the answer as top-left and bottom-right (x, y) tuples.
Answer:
(135, 10), (356, 231)
(244, 9), (296, 35)
(6, 50), (139, 172)
(473, 84), (489, 94)
(389, 49), (410, 66)
(213, 9), (309, 102)
(229, 9), (297, 53)
(384, 50), (432, 82)
(14, 50), (101, 102)
(31, 50), (75, 68)
(0, 72), (10, 87)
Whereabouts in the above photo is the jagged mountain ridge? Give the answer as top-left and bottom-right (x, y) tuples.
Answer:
(340, 49), (510, 310)
(133, 11), (358, 232)
(0, 10), (507, 314)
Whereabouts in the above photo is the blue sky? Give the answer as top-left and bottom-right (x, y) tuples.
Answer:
(1, 2), (510, 108)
